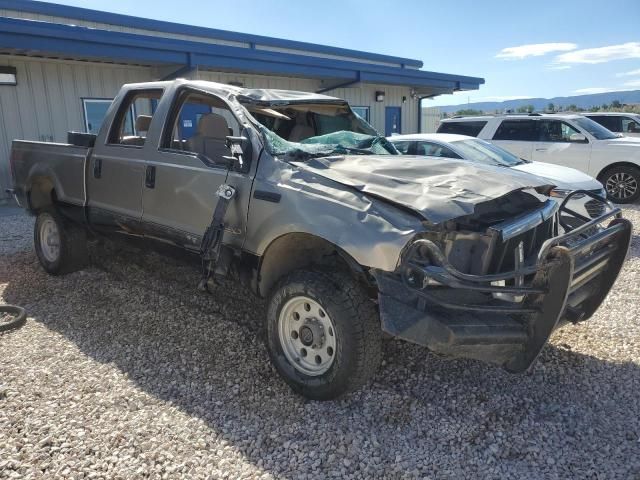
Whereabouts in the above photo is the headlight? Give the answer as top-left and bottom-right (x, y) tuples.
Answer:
(549, 188), (586, 199)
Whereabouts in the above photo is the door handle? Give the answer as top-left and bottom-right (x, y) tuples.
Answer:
(93, 158), (102, 179)
(535, 148), (548, 152)
(145, 165), (156, 189)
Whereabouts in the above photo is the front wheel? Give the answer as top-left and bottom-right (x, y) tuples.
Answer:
(266, 270), (382, 400)
(600, 165), (640, 204)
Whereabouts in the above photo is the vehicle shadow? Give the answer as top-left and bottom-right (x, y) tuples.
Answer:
(2, 242), (639, 478)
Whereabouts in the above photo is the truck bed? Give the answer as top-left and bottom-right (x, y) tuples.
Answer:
(10, 140), (90, 209)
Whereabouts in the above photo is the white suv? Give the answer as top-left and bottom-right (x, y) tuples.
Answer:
(438, 113), (640, 203)
(582, 112), (640, 138)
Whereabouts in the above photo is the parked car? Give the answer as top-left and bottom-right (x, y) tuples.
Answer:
(582, 112), (640, 138)
(387, 133), (606, 220)
(8, 80), (632, 400)
(438, 113), (640, 203)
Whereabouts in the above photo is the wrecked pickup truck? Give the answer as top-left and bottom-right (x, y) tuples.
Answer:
(9, 80), (632, 400)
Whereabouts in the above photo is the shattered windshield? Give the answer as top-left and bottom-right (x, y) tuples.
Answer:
(260, 127), (398, 160)
(244, 101), (398, 159)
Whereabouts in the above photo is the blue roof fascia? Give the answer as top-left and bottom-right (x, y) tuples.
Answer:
(0, 17), (484, 90)
(0, 0), (424, 68)
(0, 30), (188, 64)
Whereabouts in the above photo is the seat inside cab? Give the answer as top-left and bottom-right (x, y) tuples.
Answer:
(121, 115), (152, 146)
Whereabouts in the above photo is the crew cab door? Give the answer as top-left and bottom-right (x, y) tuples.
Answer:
(531, 119), (592, 173)
(87, 88), (163, 231)
(140, 87), (251, 250)
(490, 119), (536, 160)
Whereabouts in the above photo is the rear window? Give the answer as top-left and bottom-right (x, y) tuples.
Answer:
(492, 120), (538, 141)
(586, 115), (621, 132)
(437, 121), (487, 137)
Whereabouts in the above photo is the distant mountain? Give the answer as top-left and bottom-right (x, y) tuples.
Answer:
(436, 90), (640, 114)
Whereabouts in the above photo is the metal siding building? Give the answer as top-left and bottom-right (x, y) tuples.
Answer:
(0, 0), (483, 200)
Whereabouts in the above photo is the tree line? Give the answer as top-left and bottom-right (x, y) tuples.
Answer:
(451, 100), (639, 117)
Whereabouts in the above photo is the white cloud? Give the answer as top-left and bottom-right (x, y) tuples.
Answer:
(616, 68), (640, 77)
(548, 64), (572, 70)
(573, 87), (619, 94)
(624, 79), (640, 88)
(555, 42), (640, 64)
(477, 95), (532, 101)
(495, 43), (577, 59)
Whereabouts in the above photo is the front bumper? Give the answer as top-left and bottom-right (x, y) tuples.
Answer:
(373, 191), (632, 372)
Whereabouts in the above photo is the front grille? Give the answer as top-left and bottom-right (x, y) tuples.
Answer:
(489, 215), (555, 273)
(585, 199), (605, 218)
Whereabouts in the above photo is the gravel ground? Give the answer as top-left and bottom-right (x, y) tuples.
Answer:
(1, 206), (639, 479)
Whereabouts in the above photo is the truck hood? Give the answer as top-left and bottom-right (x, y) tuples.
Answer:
(292, 155), (555, 224)
(511, 161), (601, 191)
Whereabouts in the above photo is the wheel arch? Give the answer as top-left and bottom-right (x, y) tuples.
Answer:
(596, 161), (640, 182)
(256, 232), (370, 298)
(27, 175), (57, 212)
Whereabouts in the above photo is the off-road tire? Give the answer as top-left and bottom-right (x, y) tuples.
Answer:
(599, 165), (640, 204)
(266, 270), (382, 400)
(34, 208), (88, 275)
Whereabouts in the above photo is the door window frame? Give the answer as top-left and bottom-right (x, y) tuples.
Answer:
(105, 88), (164, 148)
(159, 86), (245, 171)
(492, 119), (539, 142)
(416, 141), (461, 158)
(622, 116), (640, 134)
(538, 119), (588, 143)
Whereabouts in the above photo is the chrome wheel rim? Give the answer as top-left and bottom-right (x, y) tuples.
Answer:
(278, 296), (337, 376)
(606, 172), (638, 200)
(39, 217), (60, 262)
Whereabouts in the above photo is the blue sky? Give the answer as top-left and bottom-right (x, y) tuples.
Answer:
(48, 0), (640, 106)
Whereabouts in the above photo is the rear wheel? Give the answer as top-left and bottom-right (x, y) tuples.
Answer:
(600, 165), (640, 204)
(266, 270), (382, 400)
(34, 208), (88, 275)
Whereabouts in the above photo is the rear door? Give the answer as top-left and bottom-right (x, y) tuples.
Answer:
(531, 119), (592, 172)
(140, 86), (249, 250)
(490, 119), (536, 160)
(87, 88), (163, 231)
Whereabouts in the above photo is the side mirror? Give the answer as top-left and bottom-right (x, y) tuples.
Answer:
(569, 133), (587, 143)
(224, 135), (251, 171)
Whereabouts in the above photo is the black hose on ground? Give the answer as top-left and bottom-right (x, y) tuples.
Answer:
(0, 305), (26, 332)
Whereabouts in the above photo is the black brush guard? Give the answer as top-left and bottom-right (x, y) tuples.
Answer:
(374, 191), (632, 372)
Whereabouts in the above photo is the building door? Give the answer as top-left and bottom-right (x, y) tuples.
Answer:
(179, 102), (212, 139)
(385, 107), (401, 136)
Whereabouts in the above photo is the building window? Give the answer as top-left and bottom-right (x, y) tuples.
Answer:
(83, 99), (113, 134)
(351, 106), (370, 123)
